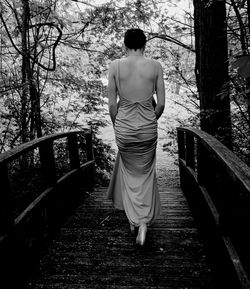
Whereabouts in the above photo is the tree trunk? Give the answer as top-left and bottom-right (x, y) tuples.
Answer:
(193, 0), (232, 148)
(247, 0), (250, 32)
(21, 0), (29, 143)
(247, 0), (250, 164)
(30, 83), (42, 138)
(21, 0), (42, 141)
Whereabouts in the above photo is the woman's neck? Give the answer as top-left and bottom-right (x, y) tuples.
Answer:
(127, 49), (144, 57)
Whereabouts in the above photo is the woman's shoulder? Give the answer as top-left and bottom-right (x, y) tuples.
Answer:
(150, 58), (162, 67)
(149, 59), (163, 74)
(110, 58), (124, 64)
(108, 59), (121, 74)
(109, 58), (119, 66)
(143, 57), (162, 67)
(109, 58), (125, 70)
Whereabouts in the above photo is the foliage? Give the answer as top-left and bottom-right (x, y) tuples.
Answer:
(53, 133), (116, 186)
(92, 135), (116, 186)
(1, 0), (198, 184)
(226, 0), (250, 164)
(7, 132), (115, 218)
(192, 0), (250, 164)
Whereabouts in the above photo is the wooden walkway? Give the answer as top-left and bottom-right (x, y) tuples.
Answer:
(25, 185), (217, 289)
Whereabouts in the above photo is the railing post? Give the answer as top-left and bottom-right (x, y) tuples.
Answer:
(39, 140), (57, 234)
(185, 133), (195, 170)
(177, 129), (185, 160)
(39, 140), (56, 187)
(197, 140), (206, 185)
(68, 133), (80, 170)
(86, 132), (94, 162)
(85, 132), (95, 190)
(0, 163), (14, 233)
(177, 129), (186, 190)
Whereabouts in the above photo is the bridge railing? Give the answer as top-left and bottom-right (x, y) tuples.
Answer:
(177, 127), (250, 289)
(0, 130), (94, 285)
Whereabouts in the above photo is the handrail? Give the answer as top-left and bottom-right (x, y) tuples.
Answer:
(0, 131), (83, 164)
(177, 127), (250, 289)
(0, 130), (95, 286)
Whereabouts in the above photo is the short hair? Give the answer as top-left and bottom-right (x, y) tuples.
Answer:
(124, 28), (146, 50)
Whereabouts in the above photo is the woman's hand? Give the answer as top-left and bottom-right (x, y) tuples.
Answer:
(108, 61), (118, 126)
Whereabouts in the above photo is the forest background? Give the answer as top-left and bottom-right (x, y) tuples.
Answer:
(1, 0), (250, 188)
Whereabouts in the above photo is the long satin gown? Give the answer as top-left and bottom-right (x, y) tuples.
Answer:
(107, 59), (161, 227)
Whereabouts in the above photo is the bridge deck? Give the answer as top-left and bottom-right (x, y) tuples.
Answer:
(25, 186), (217, 288)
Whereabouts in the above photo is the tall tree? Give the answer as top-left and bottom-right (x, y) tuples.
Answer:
(193, 0), (232, 148)
(0, 0), (62, 145)
(21, 0), (29, 142)
(227, 0), (250, 164)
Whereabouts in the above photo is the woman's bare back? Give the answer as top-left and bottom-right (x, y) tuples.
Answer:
(118, 57), (156, 102)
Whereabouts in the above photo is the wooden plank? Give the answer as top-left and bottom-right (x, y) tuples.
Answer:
(23, 282), (205, 289)
(25, 186), (216, 289)
(179, 148), (250, 288)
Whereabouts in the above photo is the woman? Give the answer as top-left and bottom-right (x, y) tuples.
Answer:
(107, 28), (165, 246)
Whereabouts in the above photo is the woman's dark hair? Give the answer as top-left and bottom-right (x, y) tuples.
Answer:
(124, 28), (146, 50)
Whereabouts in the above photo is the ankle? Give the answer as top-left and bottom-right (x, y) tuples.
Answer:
(139, 222), (147, 229)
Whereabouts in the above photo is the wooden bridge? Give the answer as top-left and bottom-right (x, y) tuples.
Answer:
(0, 128), (250, 289)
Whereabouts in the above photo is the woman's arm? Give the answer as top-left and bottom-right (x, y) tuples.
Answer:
(108, 61), (118, 126)
(155, 62), (165, 120)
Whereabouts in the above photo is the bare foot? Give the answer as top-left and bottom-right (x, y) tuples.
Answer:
(136, 223), (147, 246)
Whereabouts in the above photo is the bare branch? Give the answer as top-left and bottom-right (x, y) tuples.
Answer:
(147, 33), (195, 52)
(0, 14), (62, 71)
(71, 0), (98, 9)
(230, 0), (248, 54)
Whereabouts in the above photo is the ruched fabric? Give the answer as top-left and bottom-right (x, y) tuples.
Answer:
(107, 59), (161, 227)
